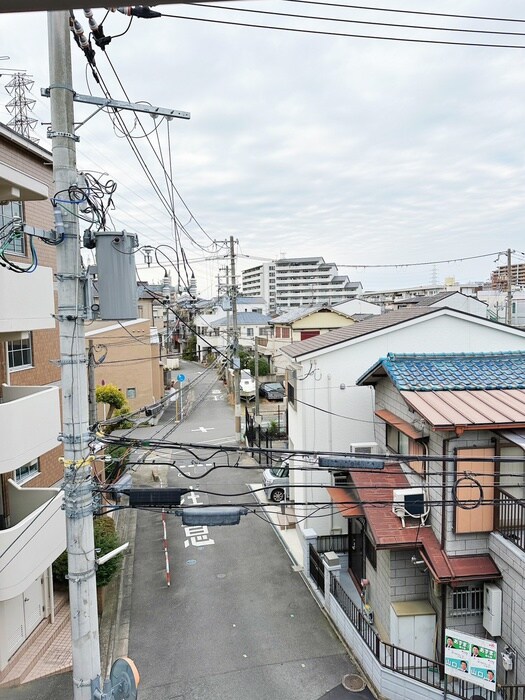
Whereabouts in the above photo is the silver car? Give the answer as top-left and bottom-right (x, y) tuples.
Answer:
(262, 459), (289, 502)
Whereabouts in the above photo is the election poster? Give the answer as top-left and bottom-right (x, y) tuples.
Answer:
(445, 629), (497, 691)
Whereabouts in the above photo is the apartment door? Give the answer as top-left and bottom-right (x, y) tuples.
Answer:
(349, 518), (365, 583)
(23, 576), (45, 637)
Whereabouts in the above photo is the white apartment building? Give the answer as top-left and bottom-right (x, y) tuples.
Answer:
(241, 258), (362, 312)
(0, 124), (65, 675)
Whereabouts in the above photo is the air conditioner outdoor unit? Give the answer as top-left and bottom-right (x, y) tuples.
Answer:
(392, 487), (430, 527)
(350, 442), (378, 454)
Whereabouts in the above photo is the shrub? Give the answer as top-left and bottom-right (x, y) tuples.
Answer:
(52, 515), (123, 588)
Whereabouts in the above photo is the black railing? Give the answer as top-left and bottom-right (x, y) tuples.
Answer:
(500, 686), (525, 700)
(331, 576), (379, 656)
(495, 488), (525, 553)
(329, 573), (498, 700)
(317, 533), (349, 554)
(309, 543), (325, 594)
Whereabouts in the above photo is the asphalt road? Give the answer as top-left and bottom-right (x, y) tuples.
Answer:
(0, 361), (366, 700)
(127, 362), (356, 700)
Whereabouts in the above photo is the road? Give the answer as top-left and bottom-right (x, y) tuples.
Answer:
(127, 361), (356, 700)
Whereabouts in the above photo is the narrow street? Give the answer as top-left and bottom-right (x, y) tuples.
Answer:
(127, 361), (355, 700)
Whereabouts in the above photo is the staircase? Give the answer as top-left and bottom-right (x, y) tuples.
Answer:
(0, 591), (72, 687)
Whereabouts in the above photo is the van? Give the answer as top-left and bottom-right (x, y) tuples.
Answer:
(262, 458), (290, 502)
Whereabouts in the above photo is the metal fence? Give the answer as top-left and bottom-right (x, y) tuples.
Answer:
(308, 543), (325, 594)
(329, 575), (497, 700)
(316, 533), (349, 555)
(495, 488), (525, 553)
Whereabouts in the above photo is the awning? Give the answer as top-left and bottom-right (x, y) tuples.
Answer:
(326, 486), (364, 518)
(375, 409), (423, 440)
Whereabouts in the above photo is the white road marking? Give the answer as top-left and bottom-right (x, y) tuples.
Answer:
(191, 426), (215, 433)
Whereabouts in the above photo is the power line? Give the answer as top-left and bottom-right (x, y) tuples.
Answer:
(192, 3), (525, 39)
(159, 11), (525, 49)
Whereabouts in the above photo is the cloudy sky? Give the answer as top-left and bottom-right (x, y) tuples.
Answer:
(2, 2), (525, 296)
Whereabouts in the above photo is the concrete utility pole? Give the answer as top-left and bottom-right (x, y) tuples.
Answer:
(506, 248), (513, 326)
(229, 236), (241, 440)
(48, 11), (101, 700)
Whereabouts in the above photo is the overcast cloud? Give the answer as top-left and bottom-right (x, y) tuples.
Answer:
(2, 2), (525, 296)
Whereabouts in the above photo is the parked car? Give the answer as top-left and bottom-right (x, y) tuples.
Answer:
(240, 369), (256, 401)
(262, 458), (290, 502)
(259, 382), (285, 401)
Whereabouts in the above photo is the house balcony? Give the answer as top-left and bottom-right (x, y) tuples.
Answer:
(495, 487), (525, 552)
(0, 385), (60, 474)
(0, 480), (65, 601)
(0, 266), (55, 336)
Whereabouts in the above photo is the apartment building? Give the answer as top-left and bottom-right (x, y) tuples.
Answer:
(241, 258), (362, 312)
(0, 124), (65, 674)
(491, 262), (525, 290)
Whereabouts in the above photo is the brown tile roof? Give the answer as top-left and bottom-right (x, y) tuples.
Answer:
(327, 463), (500, 584)
(401, 389), (525, 431)
(281, 307), (443, 358)
(326, 486), (364, 517)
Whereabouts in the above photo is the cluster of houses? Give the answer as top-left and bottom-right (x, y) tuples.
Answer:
(3, 118), (525, 698)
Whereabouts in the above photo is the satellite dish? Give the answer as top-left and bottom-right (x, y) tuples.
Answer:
(109, 657), (140, 700)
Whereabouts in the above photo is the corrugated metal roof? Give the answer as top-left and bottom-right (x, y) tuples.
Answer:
(362, 351), (525, 391)
(210, 312), (271, 327)
(401, 389), (525, 430)
(270, 305), (353, 325)
(281, 307), (441, 358)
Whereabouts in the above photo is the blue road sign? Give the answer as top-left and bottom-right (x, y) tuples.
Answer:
(177, 373), (186, 382)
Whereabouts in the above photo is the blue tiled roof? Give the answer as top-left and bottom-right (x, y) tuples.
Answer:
(211, 312), (271, 327)
(372, 351), (525, 391)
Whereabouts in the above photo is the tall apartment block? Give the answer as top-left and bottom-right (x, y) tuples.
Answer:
(241, 257), (362, 312)
(0, 124), (66, 674)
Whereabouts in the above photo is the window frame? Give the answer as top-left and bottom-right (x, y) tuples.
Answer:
(14, 459), (40, 484)
(7, 333), (33, 371)
(0, 200), (26, 256)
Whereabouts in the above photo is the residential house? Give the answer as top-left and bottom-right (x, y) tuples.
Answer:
(0, 124), (65, 675)
(194, 296), (270, 362)
(352, 351), (525, 685)
(267, 304), (357, 374)
(281, 307), (525, 538)
(361, 282), (483, 311)
(85, 319), (163, 416)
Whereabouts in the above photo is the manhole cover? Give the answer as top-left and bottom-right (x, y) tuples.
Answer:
(186, 559), (197, 566)
(342, 674), (366, 692)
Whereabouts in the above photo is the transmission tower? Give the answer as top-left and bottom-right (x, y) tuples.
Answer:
(5, 72), (38, 142)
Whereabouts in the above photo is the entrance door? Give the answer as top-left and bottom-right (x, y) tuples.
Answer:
(349, 518), (365, 583)
(23, 576), (45, 637)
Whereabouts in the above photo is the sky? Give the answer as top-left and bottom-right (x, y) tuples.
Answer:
(2, 2), (525, 297)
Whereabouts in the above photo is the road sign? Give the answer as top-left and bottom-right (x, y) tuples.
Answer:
(177, 373), (186, 382)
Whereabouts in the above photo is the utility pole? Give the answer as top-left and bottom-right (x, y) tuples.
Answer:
(229, 236), (241, 440)
(254, 338), (260, 418)
(506, 248), (513, 326)
(48, 12), (101, 700)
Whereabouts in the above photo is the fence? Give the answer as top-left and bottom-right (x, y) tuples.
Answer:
(495, 488), (525, 553)
(328, 574), (496, 700)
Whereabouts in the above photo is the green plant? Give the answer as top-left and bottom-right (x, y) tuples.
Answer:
(246, 356), (270, 377)
(52, 515), (123, 589)
(183, 333), (197, 360)
(267, 419), (279, 437)
(96, 384), (127, 420)
(104, 445), (129, 483)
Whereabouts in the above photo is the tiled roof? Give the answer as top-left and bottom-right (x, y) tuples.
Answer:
(328, 464), (500, 584)
(367, 351), (525, 391)
(414, 291), (457, 306)
(281, 307), (441, 358)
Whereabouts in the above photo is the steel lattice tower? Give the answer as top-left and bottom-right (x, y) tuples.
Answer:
(5, 72), (38, 142)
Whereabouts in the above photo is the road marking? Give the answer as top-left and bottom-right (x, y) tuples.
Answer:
(191, 426), (215, 433)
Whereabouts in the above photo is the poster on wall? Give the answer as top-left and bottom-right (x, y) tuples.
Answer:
(445, 628), (497, 691)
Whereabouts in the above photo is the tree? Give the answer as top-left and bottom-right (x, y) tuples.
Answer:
(96, 384), (127, 420)
(183, 333), (197, 360)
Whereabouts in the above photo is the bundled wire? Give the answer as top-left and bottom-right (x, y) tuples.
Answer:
(0, 219), (38, 273)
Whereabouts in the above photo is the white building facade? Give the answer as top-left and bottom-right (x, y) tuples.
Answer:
(241, 258), (362, 313)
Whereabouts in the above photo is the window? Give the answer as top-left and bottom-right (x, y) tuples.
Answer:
(14, 459), (40, 484)
(126, 388), (137, 399)
(386, 424), (410, 454)
(246, 328), (254, 337)
(365, 533), (377, 569)
(7, 334), (33, 370)
(451, 585), (483, 616)
(282, 327), (290, 339)
(0, 200), (25, 255)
